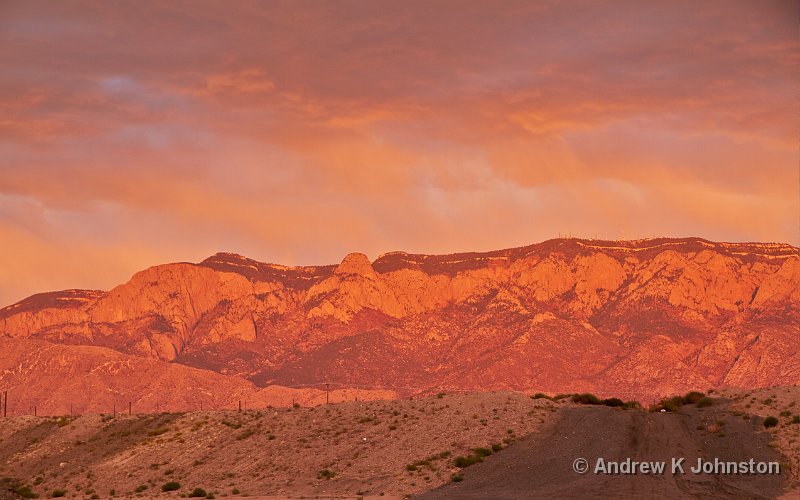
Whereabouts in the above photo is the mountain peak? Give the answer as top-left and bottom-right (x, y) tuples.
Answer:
(335, 252), (376, 277)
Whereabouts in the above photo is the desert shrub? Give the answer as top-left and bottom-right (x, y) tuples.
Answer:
(552, 394), (571, 400)
(763, 416), (779, 428)
(148, 427), (169, 436)
(161, 482), (180, 492)
(622, 401), (641, 409)
(779, 410), (791, 417)
(188, 488), (207, 497)
(51, 490), (67, 498)
(451, 474), (463, 482)
(491, 443), (502, 452)
(473, 447), (493, 457)
(601, 398), (624, 407)
(135, 485), (148, 492)
(454, 455), (483, 467)
(317, 469), (335, 479)
(293, 402), (301, 409)
(2, 481), (37, 499)
(437, 393), (446, 398)
(696, 397), (715, 408)
(236, 429), (255, 440)
(16, 485), (37, 499)
(571, 393), (600, 405)
(1, 479), (34, 499)
(231, 489), (240, 495)
(684, 391), (705, 404)
(652, 396), (685, 412)
(531, 393), (550, 400)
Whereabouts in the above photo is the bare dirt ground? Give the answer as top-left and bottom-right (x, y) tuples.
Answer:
(718, 387), (800, 481)
(719, 386), (800, 499)
(418, 390), (799, 499)
(2, 388), (798, 499)
(0, 392), (559, 499)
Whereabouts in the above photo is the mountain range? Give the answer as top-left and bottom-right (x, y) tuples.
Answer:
(1, 237), (798, 414)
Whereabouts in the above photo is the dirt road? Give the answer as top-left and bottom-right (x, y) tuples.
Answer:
(416, 401), (788, 499)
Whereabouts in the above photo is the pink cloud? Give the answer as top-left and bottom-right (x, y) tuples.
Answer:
(0, 0), (796, 305)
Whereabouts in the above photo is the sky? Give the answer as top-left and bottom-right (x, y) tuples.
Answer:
(0, 0), (797, 306)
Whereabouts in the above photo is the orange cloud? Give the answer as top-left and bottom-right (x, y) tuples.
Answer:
(0, 0), (796, 305)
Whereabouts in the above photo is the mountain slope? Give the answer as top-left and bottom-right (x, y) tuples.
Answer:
(1, 237), (798, 400)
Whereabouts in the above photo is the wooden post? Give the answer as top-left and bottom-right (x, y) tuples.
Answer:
(129, 402), (132, 415)
(113, 403), (116, 418)
(326, 383), (330, 405)
(3, 391), (7, 417)
(238, 400), (242, 412)
(34, 406), (37, 417)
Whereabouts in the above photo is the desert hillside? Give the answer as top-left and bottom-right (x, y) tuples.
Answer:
(1, 389), (798, 499)
(0, 392), (559, 499)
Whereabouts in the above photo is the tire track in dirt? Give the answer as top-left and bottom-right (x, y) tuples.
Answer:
(417, 401), (787, 499)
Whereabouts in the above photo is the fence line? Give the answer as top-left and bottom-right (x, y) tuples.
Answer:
(0, 382), (689, 417)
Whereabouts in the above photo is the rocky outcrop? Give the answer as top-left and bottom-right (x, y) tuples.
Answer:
(305, 253), (407, 321)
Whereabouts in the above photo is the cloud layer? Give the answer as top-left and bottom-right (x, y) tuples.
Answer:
(0, 0), (797, 305)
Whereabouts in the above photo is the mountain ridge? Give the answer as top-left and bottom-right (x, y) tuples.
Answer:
(1, 237), (798, 404)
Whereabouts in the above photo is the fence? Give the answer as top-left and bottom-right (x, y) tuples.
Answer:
(0, 383), (677, 418)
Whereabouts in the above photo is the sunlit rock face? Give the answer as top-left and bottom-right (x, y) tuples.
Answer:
(1, 238), (798, 399)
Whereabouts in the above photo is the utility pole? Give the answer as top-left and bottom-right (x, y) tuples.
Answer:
(3, 391), (7, 417)
(326, 383), (330, 405)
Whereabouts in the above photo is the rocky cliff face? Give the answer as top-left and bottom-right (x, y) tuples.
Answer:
(1, 238), (798, 400)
